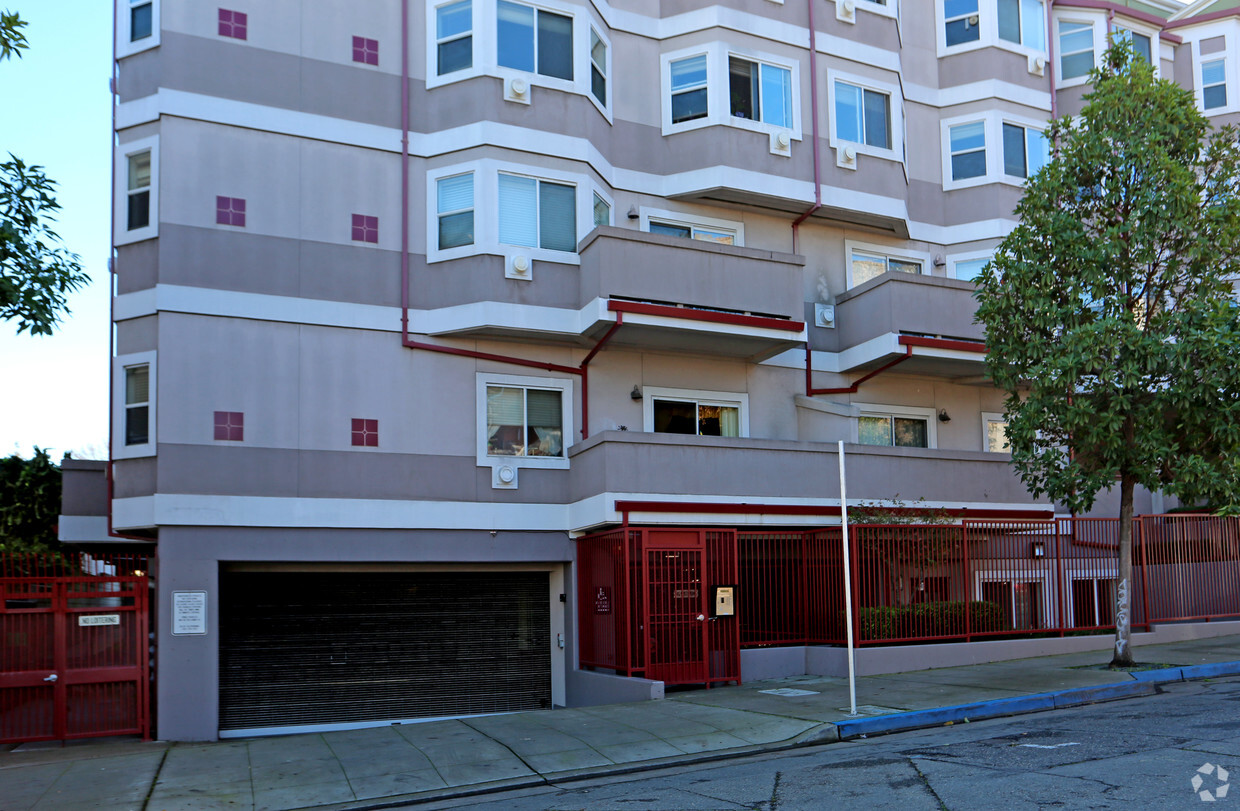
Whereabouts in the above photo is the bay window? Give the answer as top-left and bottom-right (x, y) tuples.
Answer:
(945, 0), (980, 47)
(1002, 123), (1048, 179)
(498, 173), (576, 252)
(436, 0), (472, 75)
(834, 81), (891, 150)
(436, 173), (474, 249)
(670, 55), (709, 125)
(1203, 58), (1227, 110)
(729, 57), (792, 128)
(949, 121), (987, 181)
(998, 0), (1045, 50)
(497, 0), (572, 80)
(1059, 20), (1094, 80)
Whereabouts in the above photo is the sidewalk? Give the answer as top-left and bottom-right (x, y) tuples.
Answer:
(4, 635), (1239, 811)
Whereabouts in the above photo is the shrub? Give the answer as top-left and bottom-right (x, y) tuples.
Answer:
(855, 600), (1007, 640)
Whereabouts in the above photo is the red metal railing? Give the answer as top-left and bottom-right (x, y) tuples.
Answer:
(1139, 514), (1240, 623)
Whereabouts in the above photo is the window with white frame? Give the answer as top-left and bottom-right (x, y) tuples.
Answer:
(949, 121), (987, 181)
(982, 411), (1009, 452)
(498, 0), (572, 80)
(130, 0), (153, 41)
(1071, 575), (1116, 627)
(670, 54), (709, 124)
(590, 27), (607, 106)
(477, 373), (573, 469)
(1113, 26), (1151, 64)
(118, 0), (159, 55)
(980, 577), (1046, 630)
(944, 0), (980, 47)
(663, 45), (800, 136)
(437, 173), (474, 249)
(856, 405), (936, 448)
(436, 0), (472, 75)
(643, 388), (749, 438)
(998, 0), (1045, 50)
(834, 80), (891, 150)
(641, 208), (744, 247)
(498, 173), (576, 252)
(124, 364), (150, 446)
(1002, 122), (1048, 179)
(950, 253), (992, 281)
(127, 151), (151, 231)
(1202, 58), (1227, 110)
(1058, 20), (1094, 80)
(729, 57), (792, 127)
(592, 193), (610, 228)
(847, 241), (924, 288)
(113, 351), (156, 458)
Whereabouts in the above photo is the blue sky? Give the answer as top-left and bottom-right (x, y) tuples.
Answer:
(1, 1), (111, 460)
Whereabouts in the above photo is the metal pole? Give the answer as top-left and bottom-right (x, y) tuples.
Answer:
(839, 441), (858, 716)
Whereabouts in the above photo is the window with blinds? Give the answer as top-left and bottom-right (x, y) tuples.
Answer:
(124, 364), (150, 446)
(437, 173), (474, 249)
(486, 385), (563, 457)
(498, 174), (576, 252)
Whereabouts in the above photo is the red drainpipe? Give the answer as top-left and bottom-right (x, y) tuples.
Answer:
(790, 0), (823, 254)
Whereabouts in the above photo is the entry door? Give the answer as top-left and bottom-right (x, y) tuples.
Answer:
(644, 532), (708, 685)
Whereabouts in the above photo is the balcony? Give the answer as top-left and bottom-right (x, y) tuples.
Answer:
(567, 431), (1046, 531)
(577, 227), (806, 360)
(827, 272), (987, 376)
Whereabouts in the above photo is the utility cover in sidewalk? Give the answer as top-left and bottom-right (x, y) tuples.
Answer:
(759, 688), (820, 697)
(838, 704), (905, 716)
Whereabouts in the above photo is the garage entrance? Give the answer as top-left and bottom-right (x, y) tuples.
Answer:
(219, 571), (551, 734)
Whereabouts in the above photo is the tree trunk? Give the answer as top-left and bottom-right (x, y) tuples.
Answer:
(1111, 474), (1136, 667)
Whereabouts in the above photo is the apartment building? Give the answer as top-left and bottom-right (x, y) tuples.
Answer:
(101, 0), (1234, 740)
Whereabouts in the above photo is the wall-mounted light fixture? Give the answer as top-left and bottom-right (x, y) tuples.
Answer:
(631, 385), (642, 400)
(627, 206), (639, 220)
(938, 409), (951, 423)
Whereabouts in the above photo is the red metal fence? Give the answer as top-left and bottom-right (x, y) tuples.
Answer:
(735, 515), (1240, 648)
(1, 553), (150, 743)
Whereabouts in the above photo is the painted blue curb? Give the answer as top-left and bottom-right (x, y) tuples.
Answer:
(834, 694), (1056, 739)
(1129, 667), (1183, 683)
(1181, 661), (1240, 680)
(1052, 681), (1154, 708)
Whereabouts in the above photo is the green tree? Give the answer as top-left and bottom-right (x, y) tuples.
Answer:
(0, 9), (88, 335)
(974, 43), (1240, 666)
(0, 447), (64, 553)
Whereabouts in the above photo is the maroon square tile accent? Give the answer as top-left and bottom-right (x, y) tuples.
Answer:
(216, 196), (246, 227)
(351, 418), (379, 447)
(214, 411), (244, 441)
(218, 8), (247, 40)
(352, 36), (379, 66)
(351, 214), (379, 243)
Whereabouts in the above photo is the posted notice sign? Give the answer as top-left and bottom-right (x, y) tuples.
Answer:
(172, 591), (208, 635)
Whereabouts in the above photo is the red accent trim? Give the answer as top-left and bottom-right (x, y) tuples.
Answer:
(898, 335), (987, 353)
(808, 344), (914, 395)
(614, 500), (1054, 520)
(401, 338), (582, 376)
(1163, 7), (1237, 30)
(579, 313), (624, 440)
(1055, 0), (1173, 29)
(607, 300), (804, 333)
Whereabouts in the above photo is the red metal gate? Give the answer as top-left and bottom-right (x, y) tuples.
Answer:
(1, 554), (150, 743)
(578, 528), (739, 686)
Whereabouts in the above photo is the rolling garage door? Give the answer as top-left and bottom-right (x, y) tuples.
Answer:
(219, 571), (551, 733)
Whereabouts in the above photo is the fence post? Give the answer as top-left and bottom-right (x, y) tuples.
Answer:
(962, 521), (972, 641)
(1139, 516), (1152, 629)
(1055, 518), (1066, 636)
(799, 531), (810, 645)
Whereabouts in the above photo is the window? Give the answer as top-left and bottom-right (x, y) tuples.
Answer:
(649, 220), (735, 245)
(1002, 123), (1048, 179)
(497, 0), (572, 81)
(437, 173), (474, 250)
(1114, 27), (1151, 64)
(351, 214), (378, 243)
(982, 412), (1009, 452)
(859, 414), (929, 448)
(855, 404), (936, 448)
(1058, 20), (1094, 80)
(945, 0), (980, 47)
(1203, 59), (1227, 110)
(124, 365), (149, 446)
(949, 121), (986, 181)
(351, 418), (379, 447)
(130, 0), (153, 41)
(218, 8), (247, 40)
(498, 174), (576, 252)
(127, 152), (151, 231)
(592, 193), (610, 228)
(643, 388), (749, 438)
(670, 55), (708, 125)
(849, 250), (921, 287)
(214, 411), (244, 442)
(729, 57), (792, 128)
(952, 255), (991, 281)
(215, 196), (246, 227)
(641, 208), (743, 246)
(486, 385), (564, 458)
(998, 0), (1045, 50)
(436, 1), (471, 75)
(1072, 577), (1115, 628)
(981, 580), (1044, 630)
(590, 28), (607, 106)
(834, 81), (890, 149)
(352, 36), (379, 66)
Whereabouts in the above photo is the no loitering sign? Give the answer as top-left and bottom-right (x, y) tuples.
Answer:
(78, 614), (121, 627)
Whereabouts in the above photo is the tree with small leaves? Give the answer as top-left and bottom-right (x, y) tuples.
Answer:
(0, 9), (88, 335)
(0, 447), (64, 554)
(974, 42), (1240, 667)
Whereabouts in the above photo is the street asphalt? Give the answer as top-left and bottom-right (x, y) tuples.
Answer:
(2, 634), (1238, 811)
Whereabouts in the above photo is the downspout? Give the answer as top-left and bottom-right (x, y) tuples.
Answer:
(107, 0), (152, 544)
(808, 343), (914, 395)
(577, 314), (623, 440)
(1048, 0), (1058, 121)
(790, 0), (823, 254)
